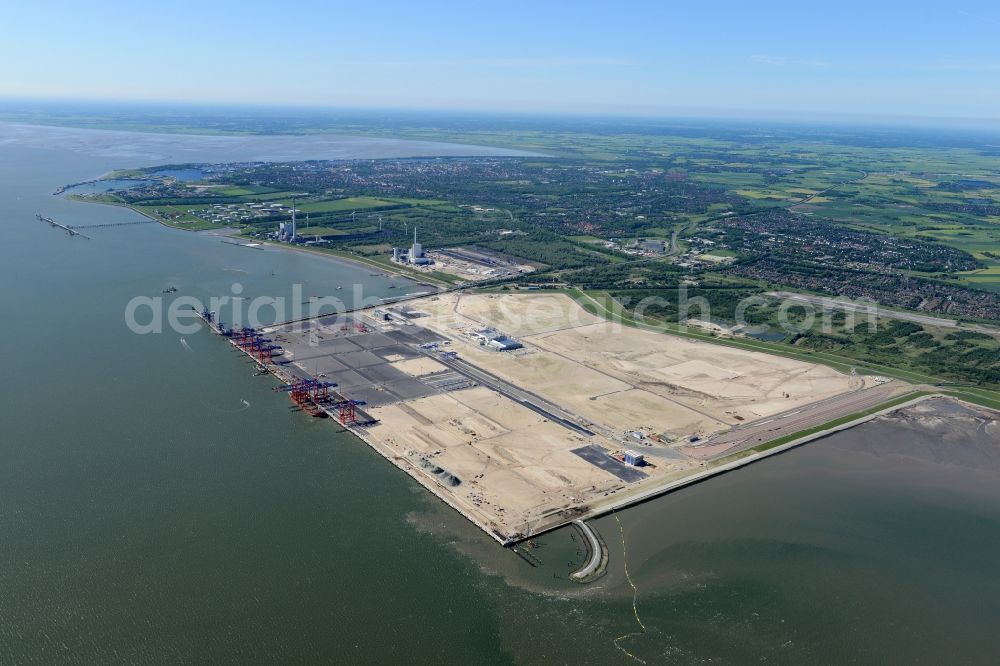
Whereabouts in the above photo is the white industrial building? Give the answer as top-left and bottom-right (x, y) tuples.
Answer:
(278, 206), (298, 242)
(472, 327), (523, 351)
(391, 227), (433, 265)
(623, 450), (645, 466)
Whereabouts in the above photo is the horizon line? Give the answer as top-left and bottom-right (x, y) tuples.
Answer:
(2, 94), (1000, 133)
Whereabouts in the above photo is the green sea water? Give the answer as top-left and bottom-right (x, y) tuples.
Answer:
(1, 123), (998, 665)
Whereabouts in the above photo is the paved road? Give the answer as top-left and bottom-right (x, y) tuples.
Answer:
(427, 350), (598, 437)
(768, 291), (959, 328)
(789, 170), (868, 206)
(692, 381), (907, 457)
(768, 292), (1000, 335)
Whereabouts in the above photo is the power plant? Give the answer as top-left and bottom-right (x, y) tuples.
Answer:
(391, 227), (433, 265)
(277, 202), (298, 242)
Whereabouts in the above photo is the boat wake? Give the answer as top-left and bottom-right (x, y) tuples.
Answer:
(212, 399), (251, 413)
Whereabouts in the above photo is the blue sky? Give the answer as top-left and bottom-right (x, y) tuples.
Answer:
(3, 1), (999, 121)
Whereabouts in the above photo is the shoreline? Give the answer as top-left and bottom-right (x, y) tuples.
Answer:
(555, 391), (939, 535)
(196, 307), (514, 544)
(61, 185), (1000, 551)
(63, 193), (455, 290)
(217, 229), (450, 291)
(198, 295), (971, 548)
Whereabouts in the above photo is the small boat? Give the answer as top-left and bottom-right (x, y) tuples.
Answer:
(162, 286), (177, 293)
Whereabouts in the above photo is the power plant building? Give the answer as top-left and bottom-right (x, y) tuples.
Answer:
(278, 207), (298, 242)
(391, 227), (433, 265)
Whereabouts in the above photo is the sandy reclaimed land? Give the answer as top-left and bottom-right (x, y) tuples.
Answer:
(458, 341), (726, 439)
(364, 386), (627, 539)
(527, 322), (855, 422)
(453, 292), (604, 336)
(408, 292), (855, 439)
(346, 291), (860, 541)
(390, 356), (450, 377)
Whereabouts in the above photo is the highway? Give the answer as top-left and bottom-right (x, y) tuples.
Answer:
(768, 291), (1000, 335)
(789, 169), (868, 206)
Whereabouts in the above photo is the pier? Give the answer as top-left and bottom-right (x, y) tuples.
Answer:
(192, 308), (378, 428)
(66, 220), (156, 230)
(192, 305), (518, 545)
(36, 214), (91, 239)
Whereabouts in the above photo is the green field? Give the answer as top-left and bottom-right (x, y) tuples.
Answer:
(212, 185), (284, 197)
(291, 226), (348, 237)
(293, 197), (401, 213)
(130, 204), (216, 230)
